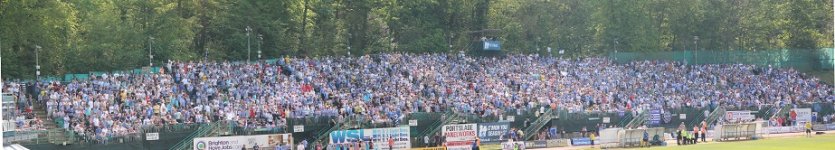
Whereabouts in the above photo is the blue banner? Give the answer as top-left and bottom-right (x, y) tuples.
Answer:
(524, 140), (548, 149)
(483, 41), (501, 51)
(649, 109), (662, 126)
(478, 122), (510, 143)
(329, 126), (411, 149)
(571, 138), (591, 146)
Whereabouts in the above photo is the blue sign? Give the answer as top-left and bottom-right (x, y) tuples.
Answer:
(649, 109), (662, 126)
(571, 138), (591, 146)
(478, 122), (510, 143)
(330, 129), (365, 143)
(329, 126), (412, 149)
(483, 41), (501, 51)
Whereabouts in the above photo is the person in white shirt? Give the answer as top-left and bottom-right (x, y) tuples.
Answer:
(297, 143), (305, 150)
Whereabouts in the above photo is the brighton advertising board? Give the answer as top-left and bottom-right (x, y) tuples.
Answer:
(329, 126), (411, 149)
(193, 134), (292, 150)
(443, 124), (477, 150)
(477, 122), (509, 143)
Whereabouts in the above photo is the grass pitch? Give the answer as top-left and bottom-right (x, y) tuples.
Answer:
(638, 134), (835, 150)
(478, 133), (835, 150)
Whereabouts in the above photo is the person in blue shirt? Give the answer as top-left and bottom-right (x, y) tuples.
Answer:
(642, 130), (650, 147)
(549, 127), (558, 139)
(471, 139), (479, 150)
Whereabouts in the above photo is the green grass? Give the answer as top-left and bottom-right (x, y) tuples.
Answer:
(569, 134), (835, 150)
(639, 134), (835, 150)
(481, 134), (835, 150)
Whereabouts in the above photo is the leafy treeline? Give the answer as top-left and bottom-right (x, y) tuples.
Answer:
(1, 0), (832, 79)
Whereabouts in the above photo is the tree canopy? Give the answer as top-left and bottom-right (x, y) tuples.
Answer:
(1, 0), (832, 79)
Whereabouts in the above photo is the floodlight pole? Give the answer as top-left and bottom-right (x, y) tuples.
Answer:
(35, 45), (41, 81)
(258, 34), (263, 60)
(246, 26), (252, 63)
(614, 39), (619, 62)
(149, 36), (154, 67)
(614, 39), (619, 53)
(694, 36), (699, 64)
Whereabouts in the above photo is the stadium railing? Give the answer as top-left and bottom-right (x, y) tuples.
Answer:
(617, 112), (634, 128)
(169, 122), (218, 150)
(771, 105), (792, 120)
(312, 121), (344, 148)
(625, 111), (649, 129)
(523, 108), (554, 140)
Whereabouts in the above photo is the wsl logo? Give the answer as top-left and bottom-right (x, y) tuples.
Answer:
(330, 130), (363, 143)
(195, 141), (207, 150)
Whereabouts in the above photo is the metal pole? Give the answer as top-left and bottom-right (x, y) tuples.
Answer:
(614, 39), (619, 62)
(35, 45), (41, 81)
(247, 26), (251, 63)
(694, 36), (699, 64)
(0, 36), (2, 82)
(258, 34), (262, 60)
(614, 39), (619, 53)
(149, 37), (154, 67)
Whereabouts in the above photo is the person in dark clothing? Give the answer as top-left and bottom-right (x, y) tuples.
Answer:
(693, 130), (699, 144)
(676, 129), (682, 145)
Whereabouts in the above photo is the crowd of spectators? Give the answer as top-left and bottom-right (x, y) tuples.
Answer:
(4, 53), (834, 142)
(2, 83), (45, 131)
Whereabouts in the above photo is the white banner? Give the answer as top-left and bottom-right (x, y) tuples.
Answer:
(193, 134), (292, 150)
(502, 141), (526, 150)
(443, 124), (477, 150)
(766, 126), (804, 134)
(409, 120), (418, 126)
(793, 108), (812, 124)
(146, 132), (159, 141)
(725, 111), (754, 122)
(329, 126), (411, 149)
(294, 125), (304, 133)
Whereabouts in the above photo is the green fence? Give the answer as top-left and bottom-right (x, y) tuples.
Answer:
(609, 48), (835, 85)
(609, 48), (834, 71)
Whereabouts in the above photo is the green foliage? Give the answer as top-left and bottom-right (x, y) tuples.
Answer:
(0, 0), (833, 79)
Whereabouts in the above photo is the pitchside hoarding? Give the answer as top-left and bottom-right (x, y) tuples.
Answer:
(478, 122), (510, 143)
(329, 126), (411, 149)
(443, 124), (477, 150)
(725, 111), (755, 122)
(193, 134), (292, 150)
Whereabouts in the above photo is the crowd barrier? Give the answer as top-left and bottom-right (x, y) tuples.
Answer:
(764, 126), (804, 134)
(811, 123), (835, 131)
(411, 147), (445, 150)
(501, 141), (526, 150)
(714, 123), (758, 141)
(408, 139), (569, 150)
(570, 138), (591, 146)
(523, 140), (547, 149)
(546, 139), (571, 147)
(3, 120), (16, 132)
